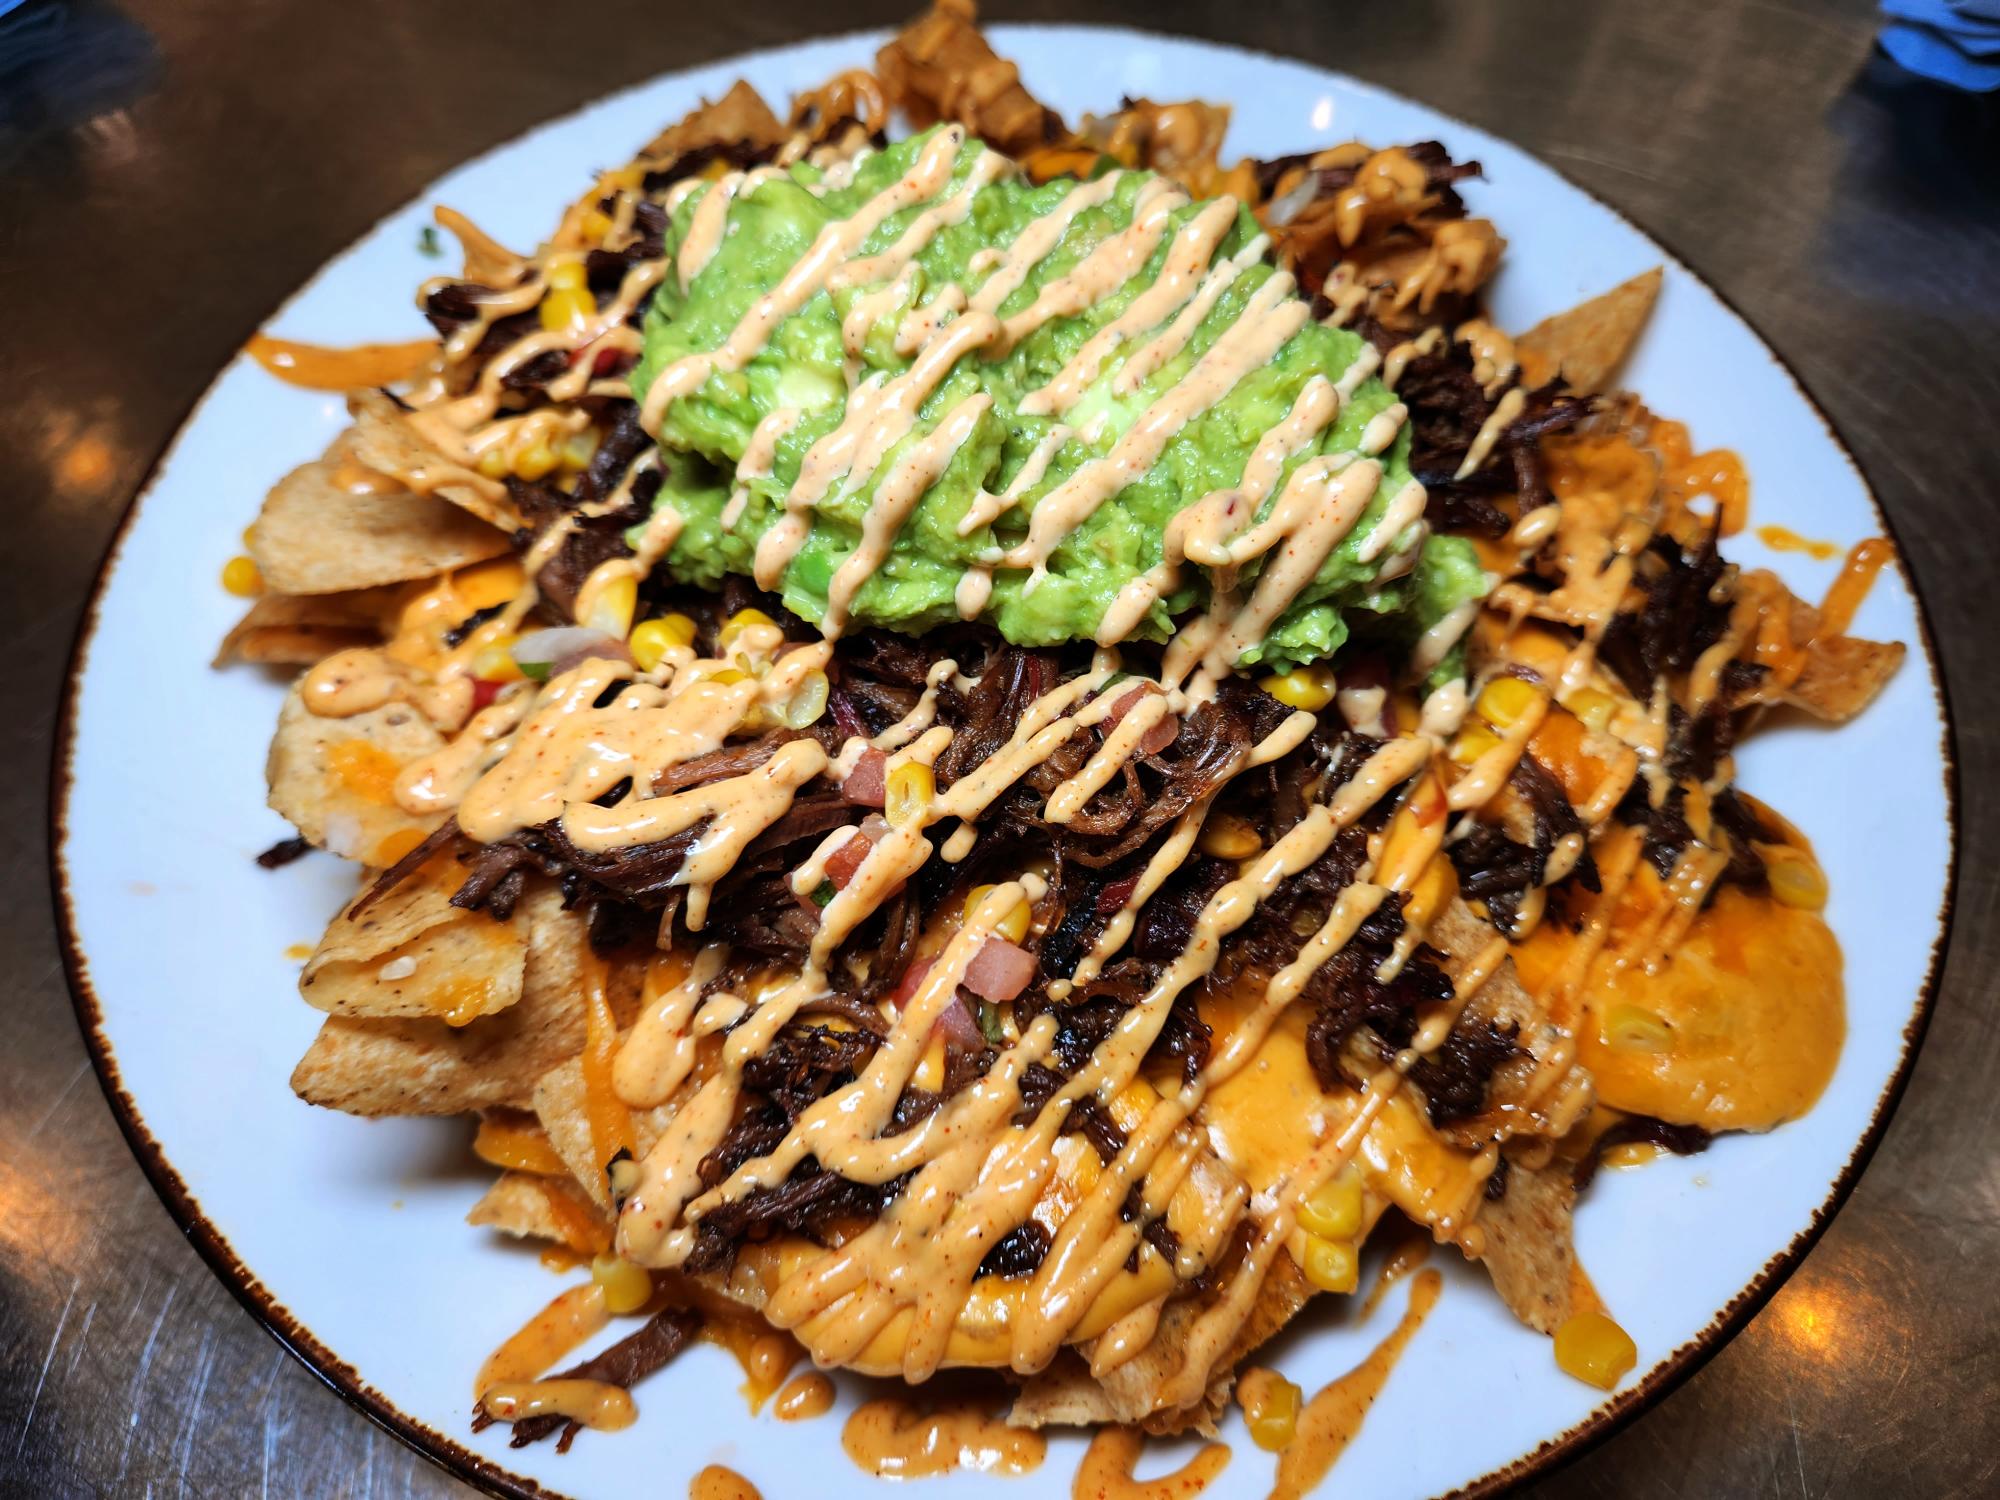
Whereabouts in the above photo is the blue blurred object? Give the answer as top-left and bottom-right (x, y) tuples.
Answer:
(1880, 0), (2000, 90)
(0, 0), (161, 163)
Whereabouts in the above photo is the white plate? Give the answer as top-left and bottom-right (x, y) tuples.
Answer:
(54, 24), (1955, 1500)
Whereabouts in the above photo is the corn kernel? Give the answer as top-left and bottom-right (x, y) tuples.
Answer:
(559, 430), (598, 473)
(1197, 813), (1262, 861)
(221, 555), (264, 597)
(705, 667), (750, 686)
(582, 573), (637, 639)
(885, 762), (935, 830)
(590, 1254), (653, 1316)
(1553, 1309), (1637, 1390)
(1261, 664), (1337, 712)
(581, 208), (615, 241)
(1603, 1003), (1672, 1055)
(1450, 725), (1501, 766)
(547, 259), (589, 293)
(1301, 1233), (1359, 1294)
(240, 524), (257, 550)
(718, 606), (776, 651)
(775, 668), (831, 730)
(1567, 687), (1617, 734)
(512, 443), (560, 482)
(1477, 674), (1541, 730)
(475, 446), (511, 481)
(628, 617), (688, 672)
(1296, 1168), (1363, 1241)
(471, 639), (524, 684)
(1237, 1368), (1302, 1452)
(539, 284), (594, 333)
(965, 884), (1031, 944)
(913, 1034), (947, 1092)
(1765, 849), (1828, 911)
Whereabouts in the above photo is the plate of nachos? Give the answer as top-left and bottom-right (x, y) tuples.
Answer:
(55, 5), (1952, 1497)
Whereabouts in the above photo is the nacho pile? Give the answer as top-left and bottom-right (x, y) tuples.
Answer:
(221, 0), (1904, 1471)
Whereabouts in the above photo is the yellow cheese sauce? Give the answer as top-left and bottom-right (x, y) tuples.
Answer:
(1515, 873), (1843, 1132)
(840, 1398), (1047, 1480)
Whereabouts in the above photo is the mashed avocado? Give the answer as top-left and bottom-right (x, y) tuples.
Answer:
(633, 128), (1484, 673)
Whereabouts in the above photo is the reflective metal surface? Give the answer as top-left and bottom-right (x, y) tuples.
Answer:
(2, 1), (1993, 1494)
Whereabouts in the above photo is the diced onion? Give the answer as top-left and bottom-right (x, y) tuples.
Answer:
(512, 627), (629, 682)
(1266, 171), (1320, 227)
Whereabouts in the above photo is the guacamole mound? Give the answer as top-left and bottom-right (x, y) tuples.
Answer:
(633, 128), (1485, 673)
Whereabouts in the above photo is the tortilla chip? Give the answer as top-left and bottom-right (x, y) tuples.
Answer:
(640, 78), (788, 162)
(345, 390), (522, 533)
(1469, 1156), (1582, 1334)
(531, 1058), (678, 1212)
(1427, 900), (1594, 1149)
(250, 442), (510, 596)
(468, 1170), (570, 1242)
(1515, 268), (1662, 394)
(291, 884), (599, 1116)
(877, 0), (1062, 155)
(1784, 634), (1906, 721)
(299, 871), (526, 1025)
(434, 205), (527, 286)
(265, 684), (446, 864)
(214, 587), (400, 667)
(1009, 1254), (1313, 1436)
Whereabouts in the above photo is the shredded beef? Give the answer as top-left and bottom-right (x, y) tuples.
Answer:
(1573, 1116), (1714, 1191)
(472, 1305), (701, 1452)
(1374, 327), (1586, 537)
(977, 1222), (1052, 1279)
(255, 835), (311, 870)
(1449, 752), (1600, 932)
(1599, 526), (1733, 702)
(1408, 1020), (1519, 1126)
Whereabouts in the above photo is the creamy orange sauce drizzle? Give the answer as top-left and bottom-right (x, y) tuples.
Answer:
(1816, 538), (1891, 640)
(1755, 524), (1840, 561)
(841, 1398), (1046, 1479)
(479, 1378), (636, 1433)
(1071, 1427), (1231, 1499)
(1359, 1229), (1432, 1320)
(690, 1464), (762, 1500)
(1269, 1269), (1442, 1500)
(474, 1282), (608, 1398)
(699, 1313), (806, 1412)
(773, 1370), (836, 1421)
(246, 333), (439, 391)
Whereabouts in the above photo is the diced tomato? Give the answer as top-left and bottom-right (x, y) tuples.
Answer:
(889, 957), (935, 1010)
(843, 748), (888, 807)
(1095, 873), (1141, 917)
(1105, 683), (1179, 754)
(824, 831), (872, 889)
(471, 677), (503, 711)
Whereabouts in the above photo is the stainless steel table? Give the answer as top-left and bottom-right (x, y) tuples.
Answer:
(2, 1), (1993, 1494)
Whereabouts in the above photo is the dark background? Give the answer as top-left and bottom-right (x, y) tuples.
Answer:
(3, 1), (1995, 1495)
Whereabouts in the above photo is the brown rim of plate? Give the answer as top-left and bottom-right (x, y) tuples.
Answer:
(42, 26), (1963, 1500)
